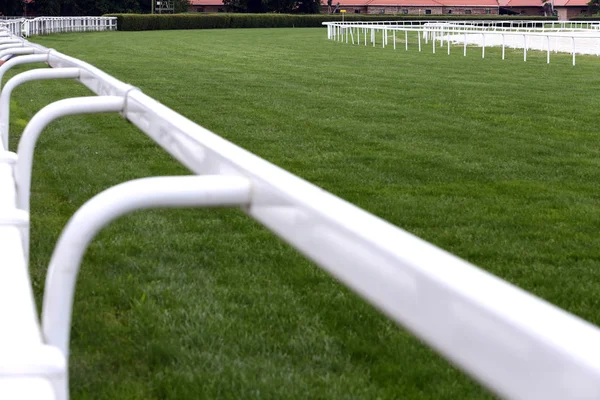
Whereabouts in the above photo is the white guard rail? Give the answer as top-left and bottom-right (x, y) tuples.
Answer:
(0, 17), (117, 38)
(23, 17), (117, 37)
(325, 20), (600, 30)
(1, 19), (24, 37)
(2, 18), (600, 400)
(323, 21), (600, 65)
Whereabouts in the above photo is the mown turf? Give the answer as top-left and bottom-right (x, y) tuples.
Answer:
(6, 28), (600, 399)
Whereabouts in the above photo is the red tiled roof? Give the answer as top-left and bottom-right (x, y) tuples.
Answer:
(368, 0), (442, 6)
(195, 0), (585, 7)
(327, 0), (499, 5)
(323, 0), (372, 5)
(554, 0), (589, 6)
(189, 0), (223, 4)
(500, 0), (588, 6)
(500, 0), (543, 6)
(439, 0), (498, 6)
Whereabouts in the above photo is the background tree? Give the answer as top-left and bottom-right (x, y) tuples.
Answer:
(27, 0), (189, 16)
(296, 0), (320, 13)
(74, 0), (147, 15)
(173, 0), (191, 12)
(28, 0), (60, 15)
(223, 0), (248, 12)
(17, 0), (317, 15)
(0, 0), (25, 15)
(224, 0), (320, 12)
(264, 0), (296, 12)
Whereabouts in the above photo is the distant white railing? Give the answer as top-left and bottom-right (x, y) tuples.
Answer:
(0, 16), (117, 38)
(323, 20), (600, 65)
(328, 20), (600, 30)
(23, 17), (117, 37)
(0, 19), (24, 36)
(3, 17), (600, 400)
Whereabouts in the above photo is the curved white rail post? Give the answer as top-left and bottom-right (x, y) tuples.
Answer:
(42, 175), (251, 400)
(0, 54), (50, 89)
(0, 68), (81, 149)
(15, 96), (125, 261)
(16, 96), (125, 213)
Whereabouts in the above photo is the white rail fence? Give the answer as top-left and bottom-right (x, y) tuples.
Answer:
(24, 17), (117, 36)
(331, 19), (600, 29)
(1, 19), (23, 36)
(324, 20), (600, 65)
(2, 17), (600, 400)
(0, 17), (117, 37)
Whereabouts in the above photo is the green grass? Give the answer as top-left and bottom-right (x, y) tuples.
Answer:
(7, 28), (600, 398)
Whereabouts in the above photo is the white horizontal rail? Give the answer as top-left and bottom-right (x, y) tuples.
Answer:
(1, 18), (600, 400)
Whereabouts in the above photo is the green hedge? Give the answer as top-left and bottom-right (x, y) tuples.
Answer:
(106, 13), (557, 31)
(569, 16), (600, 20)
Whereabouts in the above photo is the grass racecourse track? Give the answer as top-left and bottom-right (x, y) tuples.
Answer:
(9, 28), (600, 398)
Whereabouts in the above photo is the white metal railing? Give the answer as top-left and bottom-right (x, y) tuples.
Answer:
(324, 20), (600, 65)
(0, 17), (117, 38)
(23, 17), (117, 37)
(2, 17), (600, 400)
(0, 19), (24, 37)
(422, 21), (600, 33)
(328, 20), (600, 30)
